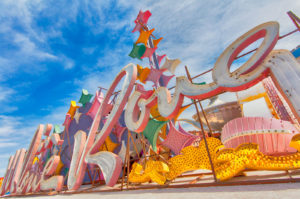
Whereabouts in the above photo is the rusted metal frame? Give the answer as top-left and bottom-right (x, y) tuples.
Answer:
(97, 169), (102, 185)
(195, 99), (213, 137)
(120, 132), (130, 190)
(287, 11), (300, 32)
(184, 66), (218, 183)
(278, 29), (298, 39)
(7, 176), (300, 197)
(141, 132), (148, 168)
(104, 140), (109, 151)
(129, 132), (141, 159)
(58, 128), (66, 156)
(98, 86), (121, 95)
(39, 178), (300, 196)
(91, 168), (98, 187)
(129, 151), (170, 162)
(190, 68), (213, 81)
(86, 166), (93, 183)
(177, 172), (213, 178)
(120, 151), (127, 190)
(108, 177), (300, 192)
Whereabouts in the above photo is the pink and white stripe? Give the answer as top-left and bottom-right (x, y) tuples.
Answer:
(221, 117), (298, 155)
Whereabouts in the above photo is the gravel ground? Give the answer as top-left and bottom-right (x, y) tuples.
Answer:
(11, 183), (300, 199)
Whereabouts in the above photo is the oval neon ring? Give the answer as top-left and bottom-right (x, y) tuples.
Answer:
(213, 21), (279, 88)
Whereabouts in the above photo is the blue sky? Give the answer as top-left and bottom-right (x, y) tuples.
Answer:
(0, 0), (300, 176)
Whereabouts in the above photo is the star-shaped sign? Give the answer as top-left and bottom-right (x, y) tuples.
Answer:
(141, 46), (157, 59)
(161, 122), (197, 155)
(99, 136), (119, 152)
(143, 119), (168, 152)
(160, 57), (181, 74)
(132, 10), (152, 33)
(78, 89), (93, 107)
(129, 43), (146, 60)
(136, 28), (154, 46)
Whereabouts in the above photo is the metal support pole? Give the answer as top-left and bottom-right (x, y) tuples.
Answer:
(184, 66), (218, 183)
(196, 99), (213, 137)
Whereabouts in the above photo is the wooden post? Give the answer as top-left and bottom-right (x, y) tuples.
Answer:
(184, 66), (218, 183)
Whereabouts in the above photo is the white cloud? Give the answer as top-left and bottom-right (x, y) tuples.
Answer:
(0, 86), (15, 102)
(0, 142), (18, 148)
(13, 33), (57, 60)
(0, 115), (23, 137)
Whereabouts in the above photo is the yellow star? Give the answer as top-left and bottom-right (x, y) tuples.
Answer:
(99, 136), (119, 152)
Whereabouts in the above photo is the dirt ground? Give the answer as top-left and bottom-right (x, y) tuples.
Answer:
(9, 182), (299, 199)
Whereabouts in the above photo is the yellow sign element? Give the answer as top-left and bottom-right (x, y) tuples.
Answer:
(215, 141), (300, 181)
(129, 160), (169, 185)
(166, 137), (222, 180)
(67, 101), (80, 119)
(32, 157), (39, 165)
(135, 29), (155, 46)
(137, 64), (151, 83)
(166, 135), (300, 182)
(290, 134), (300, 151)
(99, 136), (119, 152)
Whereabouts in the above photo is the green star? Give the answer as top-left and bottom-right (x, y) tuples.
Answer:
(142, 119), (168, 152)
(78, 89), (93, 107)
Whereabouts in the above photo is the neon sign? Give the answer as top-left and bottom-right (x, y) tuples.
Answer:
(1, 11), (300, 196)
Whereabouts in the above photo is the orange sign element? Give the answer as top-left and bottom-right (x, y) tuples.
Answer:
(67, 101), (80, 119)
(136, 29), (154, 46)
(54, 160), (64, 175)
(152, 37), (163, 48)
(99, 136), (119, 152)
(137, 64), (151, 83)
(150, 104), (191, 122)
(0, 177), (3, 189)
(150, 104), (168, 121)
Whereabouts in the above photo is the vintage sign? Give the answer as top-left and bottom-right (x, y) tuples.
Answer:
(1, 10), (300, 196)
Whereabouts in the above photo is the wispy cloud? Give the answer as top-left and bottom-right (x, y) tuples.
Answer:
(0, 142), (18, 148)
